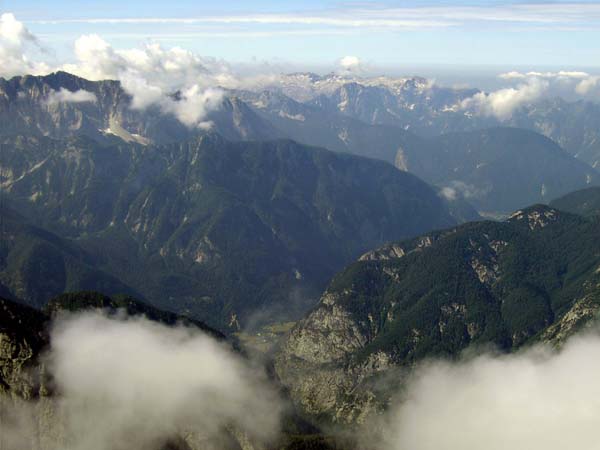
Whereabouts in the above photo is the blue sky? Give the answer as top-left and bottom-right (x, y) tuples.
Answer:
(2, 0), (600, 71)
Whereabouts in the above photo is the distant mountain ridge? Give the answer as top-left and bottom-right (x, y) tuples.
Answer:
(252, 72), (600, 169)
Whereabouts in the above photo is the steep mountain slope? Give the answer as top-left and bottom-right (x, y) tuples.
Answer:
(550, 186), (600, 217)
(0, 205), (141, 308)
(275, 205), (600, 424)
(396, 127), (600, 214)
(1, 134), (455, 329)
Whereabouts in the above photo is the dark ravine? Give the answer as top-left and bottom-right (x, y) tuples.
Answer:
(275, 204), (600, 424)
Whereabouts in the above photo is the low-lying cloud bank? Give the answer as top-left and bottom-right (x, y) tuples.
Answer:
(2, 312), (282, 450)
(459, 76), (549, 120)
(378, 332), (600, 450)
(458, 70), (600, 119)
(4, 310), (600, 450)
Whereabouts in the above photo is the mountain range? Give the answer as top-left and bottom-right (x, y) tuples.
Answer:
(3, 67), (600, 447)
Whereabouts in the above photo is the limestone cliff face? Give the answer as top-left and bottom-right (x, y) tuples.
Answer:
(275, 205), (600, 424)
(274, 289), (396, 425)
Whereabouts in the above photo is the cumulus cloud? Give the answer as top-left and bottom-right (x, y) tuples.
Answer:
(0, 13), (49, 77)
(61, 35), (235, 127)
(379, 332), (600, 450)
(45, 88), (97, 106)
(459, 77), (549, 120)
(2, 312), (283, 450)
(0, 14), (234, 128)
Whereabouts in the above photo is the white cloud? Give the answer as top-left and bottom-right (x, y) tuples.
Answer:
(3, 312), (283, 450)
(380, 333), (600, 450)
(0, 15), (236, 127)
(60, 35), (234, 127)
(439, 186), (458, 201)
(23, 3), (600, 31)
(0, 13), (49, 77)
(162, 86), (224, 128)
(494, 70), (600, 105)
(45, 87), (97, 106)
(576, 76), (600, 95)
(338, 55), (364, 75)
(460, 77), (549, 120)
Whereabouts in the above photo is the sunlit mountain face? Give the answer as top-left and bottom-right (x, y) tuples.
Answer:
(2, 3), (600, 450)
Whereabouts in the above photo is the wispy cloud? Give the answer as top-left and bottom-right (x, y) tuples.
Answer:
(24, 2), (600, 31)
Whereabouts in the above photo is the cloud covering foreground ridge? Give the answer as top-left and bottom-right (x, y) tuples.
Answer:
(379, 332), (600, 450)
(5, 311), (600, 449)
(2, 312), (282, 450)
